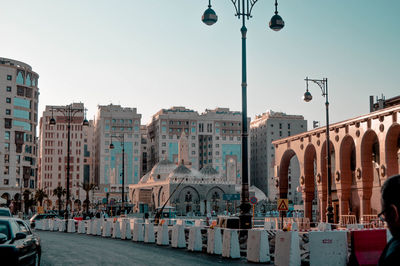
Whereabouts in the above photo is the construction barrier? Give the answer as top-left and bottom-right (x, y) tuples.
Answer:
(346, 224), (364, 230)
(156, 223), (169, 246)
(274, 231), (301, 266)
(90, 219), (97, 235)
(350, 229), (387, 266)
(144, 223), (155, 243)
(207, 227), (222, 255)
(132, 221), (144, 242)
(42, 219), (49, 231)
(58, 220), (66, 232)
(171, 224), (186, 248)
(247, 229), (270, 263)
(86, 220), (92, 235)
(309, 231), (348, 266)
(95, 219), (103, 236)
(222, 229), (240, 259)
(77, 221), (86, 234)
(317, 222), (332, 231)
(112, 220), (121, 239)
(188, 226), (202, 252)
(102, 221), (111, 237)
(67, 219), (75, 233)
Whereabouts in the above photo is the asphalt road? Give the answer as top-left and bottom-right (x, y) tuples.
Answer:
(36, 230), (249, 266)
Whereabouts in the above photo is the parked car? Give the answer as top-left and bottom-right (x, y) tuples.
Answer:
(0, 217), (41, 265)
(30, 213), (62, 229)
(0, 207), (12, 217)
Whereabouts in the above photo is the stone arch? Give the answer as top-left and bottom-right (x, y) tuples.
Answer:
(206, 186), (225, 214)
(157, 186), (163, 207)
(339, 135), (358, 218)
(278, 149), (297, 199)
(320, 140), (336, 222)
(385, 123), (400, 177)
(360, 129), (379, 216)
(303, 144), (316, 221)
(177, 186), (200, 215)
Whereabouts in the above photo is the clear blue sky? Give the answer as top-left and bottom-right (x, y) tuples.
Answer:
(2, 0), (399, 128)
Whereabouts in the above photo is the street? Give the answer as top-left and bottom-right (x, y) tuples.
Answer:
(36, 230), (249, 266)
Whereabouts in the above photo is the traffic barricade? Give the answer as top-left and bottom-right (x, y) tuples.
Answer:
(132, 221), (144, 242)
(112, 220), (121, 239)
(86, 220), (92, 235)
(77, 220), (86, 234)
(171, 224), (186, 248)
(156, 223), (169, 246)
(42, 219), (49, 231)
(188, 226), (202, 252)
(144, 223), (155, 243)
(309, 231), (348, 266)
(222, 229), (240, 259)
(102, 220), (111, 237)
(350, 229), (387, 266)
(207, 227), (222, 255)
(274, 231), (301, 266)
(247, 229), (270, 263)
(58, 220), (66, 232)
(67, 219), (75, 233)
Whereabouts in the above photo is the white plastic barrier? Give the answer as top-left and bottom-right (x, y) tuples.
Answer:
(222, 229), (240, 259)
(207, 227), (222, 255)
(171, 224), (186, 248)
(102, 221), (111, 237)
(91, 220), (98, 235)
(42, 219), (49, 231)
(53, 220), (61, 231)
(35, 220), (43, 230)
(86, 220), (92, 235)
(264, 220), (277, 230)
(112, 221), (121, 239)
(247, 229), (271, 263)
(144, 223), (155, 243)
(309, 231), (348, 266)
(274, 231), (301, 266)
(317, 222), (332, 231)
(67, 219), (76, 233)
(132, 222), (144, 242)
(346, 224), (364, 230)
(121, 219), (132, 240)
(157, 223), (169, 246)
(77, 221), (86, 234)
(58, 220), (66, 232)
(194, 220), (204, 227)
(95, 219), (102, 236)
(49, 219), (55, 231)
(188, 226), (202, 252)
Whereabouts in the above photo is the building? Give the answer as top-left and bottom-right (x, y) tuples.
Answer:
(250, 110), (307, 203)
(0, 58), (39, 207)
(273, 102), (400, 223)
(38, 103), (91, 210)
(140, 125), (148, 177)
(370, 94), (400, 112)
(129, 132), (238, 215)
(147, 107), (249, 184)
(93, 104), (142, 203)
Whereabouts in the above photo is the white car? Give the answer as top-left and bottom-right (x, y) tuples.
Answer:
(0, 207), (11, 217)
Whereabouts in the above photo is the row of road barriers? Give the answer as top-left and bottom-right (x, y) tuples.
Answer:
(35, 217), (391, 265)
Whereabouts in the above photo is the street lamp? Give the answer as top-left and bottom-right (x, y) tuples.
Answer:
(49, 104), (89, 229)
(109, 134), (125, 213)
(303, 77), (333, 223)
(202, 0), (284, 229)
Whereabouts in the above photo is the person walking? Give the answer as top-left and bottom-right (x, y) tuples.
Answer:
(378, 174), (400, 265)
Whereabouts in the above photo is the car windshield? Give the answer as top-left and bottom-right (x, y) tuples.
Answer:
(0, 209), (11, 217)
(0, 221), (11, 240)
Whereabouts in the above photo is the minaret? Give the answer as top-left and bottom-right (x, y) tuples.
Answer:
(178, 132), (189, 166)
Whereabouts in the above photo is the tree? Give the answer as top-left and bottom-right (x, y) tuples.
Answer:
(53, 186), (66, 215)
(34, 189), (48, 207)
(80, 182), (97, 215)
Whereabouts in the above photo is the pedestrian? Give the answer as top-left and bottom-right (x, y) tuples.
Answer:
(378, 174), (400, 265)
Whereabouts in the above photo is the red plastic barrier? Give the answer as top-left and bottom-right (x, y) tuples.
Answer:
(73, 217), (83, 221)
(351, 229), (387, 266)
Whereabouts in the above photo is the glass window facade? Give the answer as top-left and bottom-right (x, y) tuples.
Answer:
(26, 73), (31, 86)
(14, 98), (30, 108)
(13, 109), (30, 120)
(16, 71), (24, 85)
(13, 120), (31, 131)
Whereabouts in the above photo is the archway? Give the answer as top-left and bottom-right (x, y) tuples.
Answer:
(386, 123), (400, 177)
(303, 144), (317, 221)
(360, 130), (379, 216)
(278, 149), (296, 199)
(206, 187), (225, 214)
(178, 186), (200, 216)
(339, 135), (359, 219)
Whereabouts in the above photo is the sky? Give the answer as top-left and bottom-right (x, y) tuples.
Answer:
(1, 0), (399, 128)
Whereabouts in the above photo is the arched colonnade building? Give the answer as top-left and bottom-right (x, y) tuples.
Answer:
(272, 105), (400, 223)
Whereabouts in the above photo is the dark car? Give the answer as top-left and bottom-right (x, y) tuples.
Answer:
(0, 217), (41, 265)
(30, 213), (62, 229)
(0, 207), (12, 217)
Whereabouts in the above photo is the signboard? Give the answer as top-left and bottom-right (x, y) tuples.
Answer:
(277, 198), (289, 211)
(250, 196), (258, 205)
(37, 206), (44, 214)
(223, 193), (240, 201)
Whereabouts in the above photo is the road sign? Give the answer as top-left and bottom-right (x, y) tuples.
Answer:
(250, 196), (258, 205)
(223, 193), (240, 201)
(277, 199), (289, 211)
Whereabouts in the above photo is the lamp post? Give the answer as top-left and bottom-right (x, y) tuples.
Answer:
(49, 104), (89, 229)
(202, 0), (284, 229)
(303, 77), (334, 223)
(109, 134), (125, 213)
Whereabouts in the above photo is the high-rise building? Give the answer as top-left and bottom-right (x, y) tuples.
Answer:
(0, 58), (39, 205)
(93, 104), (142, 202)
(38, 103), (91, 209)
(147, 107), (249, 184)
(250, 110), (307, 202)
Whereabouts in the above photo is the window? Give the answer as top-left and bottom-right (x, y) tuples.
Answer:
(6, 86), (11, 92)
(5, 109), (11, 115)
(5, 119), (12, 129)
(7, 75), (12, 81)
(6, 98), (11, 104)
(191, 151), (195, 155)
(288, 123), (291, 129)
(279, 123), (282, 129)
(4, 166), (9, 175)
(3, 179), (9, 185)
(5, 131), (10, 140)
